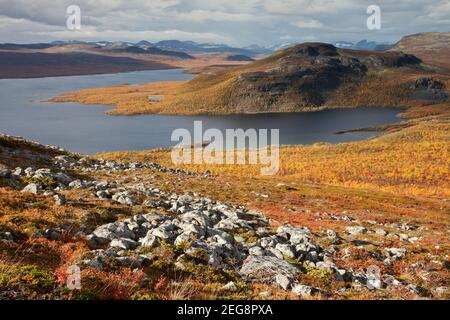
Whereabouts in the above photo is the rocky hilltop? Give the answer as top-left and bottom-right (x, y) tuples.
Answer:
(227, 43), (421, 112)
(155, 42), (424, 114)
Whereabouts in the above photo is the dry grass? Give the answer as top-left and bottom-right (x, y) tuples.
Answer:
(98, 118), (450, 199)
(49, 81), (186, 116)
(1, 129), (449, 299)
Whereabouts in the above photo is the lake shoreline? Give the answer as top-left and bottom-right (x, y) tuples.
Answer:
(0, 69), (406, 154)
(0, 65), (180, 80)
(48, 77), (411, 117)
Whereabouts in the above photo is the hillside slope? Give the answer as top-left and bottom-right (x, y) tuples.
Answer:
(147, 43), (424, 114)
(1, 126), (449, 300)
(53, 42), (439, 115)
(390, 32), (450, 69)
(0, 51), (174, 79)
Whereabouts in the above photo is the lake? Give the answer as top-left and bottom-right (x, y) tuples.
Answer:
(0, 69), (404, 154)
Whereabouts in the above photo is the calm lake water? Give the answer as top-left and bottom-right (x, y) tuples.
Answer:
(0, 69), (404, 154)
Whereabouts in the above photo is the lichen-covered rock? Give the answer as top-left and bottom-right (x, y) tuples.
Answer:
(239, 255), (300, 284)
(21, 183), (39, 194)
(345, 226), (368, 235)
(110, 238), (138, 250)
(292, 284), (316, 297)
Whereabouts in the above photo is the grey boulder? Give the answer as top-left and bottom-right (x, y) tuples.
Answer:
(21, 183), (39, 194)
(110, 238), (138, 250)
(239, 255), (299, 284)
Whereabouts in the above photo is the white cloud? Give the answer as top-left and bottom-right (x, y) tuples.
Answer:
(0, 0), (448, 45)
(280, 35), (293, 40)
(26, 26), (230, 43)
(175, 10), (262, 22)
(421, 0), (450, 21)
(291, 18), (324, 29)
(263, 0), (359, 15)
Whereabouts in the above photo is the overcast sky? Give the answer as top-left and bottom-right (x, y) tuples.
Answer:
(0, 0), (448, 46)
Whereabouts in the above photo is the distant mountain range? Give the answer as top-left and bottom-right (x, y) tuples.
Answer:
(47, 39), (265, 55)
(0, 39), (399, 58)
(94, 42), (195, 60)
(151, 40), (256, 55)
(3, 34), (442, 79)
(333, 40), (394, 51)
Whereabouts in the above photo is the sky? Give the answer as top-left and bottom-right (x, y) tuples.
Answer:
(0, 0), (448, 46)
